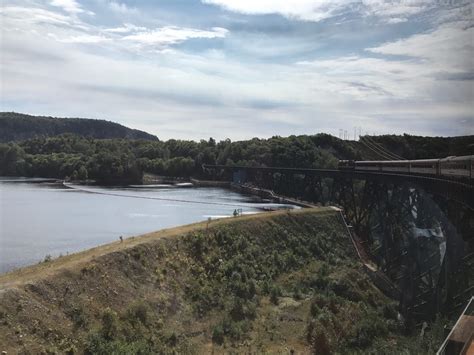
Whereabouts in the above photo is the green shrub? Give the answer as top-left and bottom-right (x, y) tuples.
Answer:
(293, 288), (303, 300)
(270, 285), (281, 305)
(348, 315), (388, 348)
(212, 324), (225, 345)
(126, 302), (149, 325)
(84, 333), (152, 355)
(100, 308), (119, 340)
(66, 305), (88, 329)
(307, 321), (332, 355)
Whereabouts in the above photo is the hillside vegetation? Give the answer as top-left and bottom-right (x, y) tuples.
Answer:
(0, 112), (157, 143)
(0, 209), (443, 354)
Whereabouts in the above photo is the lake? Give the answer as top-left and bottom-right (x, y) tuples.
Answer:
(0, 178), (297, 273)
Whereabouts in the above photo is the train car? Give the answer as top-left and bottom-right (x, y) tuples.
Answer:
(339, 156), (473, 180)
(439, 156), (473, 179)
(354, 161), (382, 171)
(380, 160), (410, 173)
(408, 159), (439, 176)
(338, 160), (355, 170)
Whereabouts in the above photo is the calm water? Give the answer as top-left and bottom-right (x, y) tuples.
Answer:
(0, 178), (296, 273)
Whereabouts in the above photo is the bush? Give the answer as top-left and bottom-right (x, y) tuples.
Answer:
(293, 288), (303, 300)
(348, 315), (388, 348)
(307, 321), (332, 355)
(212, 324), (225, 345)
(126, 302), (149, 325)
(100, 308), (119, 340)
(66, 305), (88, 329)
(381, 303), (398, 320)
(270, 285), (281, 305)
(84, 333), (152, 354)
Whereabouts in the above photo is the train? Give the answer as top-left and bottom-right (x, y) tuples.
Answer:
(338, 155), (474, 180)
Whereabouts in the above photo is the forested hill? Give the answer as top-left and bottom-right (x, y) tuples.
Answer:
(0, 112), (158, 142)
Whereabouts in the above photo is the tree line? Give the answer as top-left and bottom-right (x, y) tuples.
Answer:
(1, 132), (471, 184)
(0, 133), (356, 184)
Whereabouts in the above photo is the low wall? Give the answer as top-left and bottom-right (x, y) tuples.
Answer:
(190, 178), (231, 187)
(230, 183), (316, 208)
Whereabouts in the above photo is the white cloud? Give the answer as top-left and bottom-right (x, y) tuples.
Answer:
(202, 0), (352, 22)
(104, 23), (146, 33)
(367, 22), (473, 72)
(0, 6), (73, 25)
(54, 34), (111, 43)
(50, 0), (92, 15)
(1, 5), (228, 51)
(386, 17), (407, 24)
(123, 26), (229, 47)
(201, 0), (462, 24)
(107, 1), (138, 14)
(361, 0), (430, 18)
(296, 20), (473, 103)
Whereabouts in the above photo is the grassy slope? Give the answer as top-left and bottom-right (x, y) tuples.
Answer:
(0, 209), (443, 354)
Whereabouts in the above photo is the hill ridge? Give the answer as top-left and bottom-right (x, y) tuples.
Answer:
(0, 112), (158, 142)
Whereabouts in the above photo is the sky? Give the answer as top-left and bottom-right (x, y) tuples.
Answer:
(0, 0), (473, 140)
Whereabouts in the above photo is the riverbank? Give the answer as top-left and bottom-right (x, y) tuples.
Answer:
(189, 178), (316, 208)
(0, 208), (442, 354)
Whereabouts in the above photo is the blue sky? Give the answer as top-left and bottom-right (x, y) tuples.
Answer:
(1, 0), (472, 140)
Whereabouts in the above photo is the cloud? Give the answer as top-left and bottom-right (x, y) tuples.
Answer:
(361, 0), (430, 18)
(1, 5), (228, 51)
(123, 26), (229, 47)
(54, 34), (111, 43)
(367, 21), (473, 72)
(296, 21), (473, 102)
(202, 0), (352, 22)
(202, 0), (472, 24)
(0, 6), (73, 26)
(297, 55), (425, 99)
(104, 23), (146, 33)
(50, 0), (92, 15)
(386, 17), (407, 24)
(107, 1), (138, 14)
